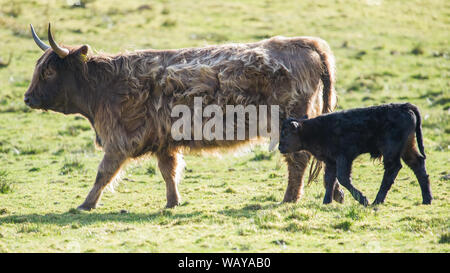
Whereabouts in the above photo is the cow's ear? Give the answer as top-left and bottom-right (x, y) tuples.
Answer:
(74, 45), (89, 62)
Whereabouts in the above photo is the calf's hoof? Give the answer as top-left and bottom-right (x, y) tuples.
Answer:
(333, 188), (345, 204)
(361, 199), (369, 207)
(422, 199), (432, 205)
(372, 198), (384, 206)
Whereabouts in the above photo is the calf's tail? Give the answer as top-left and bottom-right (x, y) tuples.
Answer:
(409, 103), (426, 159)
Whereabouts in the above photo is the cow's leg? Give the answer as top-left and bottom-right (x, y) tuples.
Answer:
(336, 156), (369, 206)
(157, 151), (185, 208)
(323, 162), (337, 204)
(77, 152), (126, 211)
(282, 151), (344, 203)
(282, 151), (310, 203)
(401, 141), (432, 204)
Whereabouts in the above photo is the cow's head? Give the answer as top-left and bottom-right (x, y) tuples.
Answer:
(24, 23), (89, 114)
(278, 116), (308, 154)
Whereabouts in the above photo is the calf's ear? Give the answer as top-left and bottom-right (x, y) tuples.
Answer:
(290, 120), (300, 130)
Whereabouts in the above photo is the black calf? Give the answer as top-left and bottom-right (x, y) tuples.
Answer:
(279, 103), (432, 206)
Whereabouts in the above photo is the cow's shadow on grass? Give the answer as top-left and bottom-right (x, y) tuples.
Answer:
(0, 202), (281, 227)
(0, 210), (204, 227)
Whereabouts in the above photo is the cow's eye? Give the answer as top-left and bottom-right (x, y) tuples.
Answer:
(43, 69), (56, 79)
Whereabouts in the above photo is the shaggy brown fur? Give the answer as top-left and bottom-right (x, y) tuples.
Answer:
(25, 33), (344, 209)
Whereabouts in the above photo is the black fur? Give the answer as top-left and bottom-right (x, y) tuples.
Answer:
(279, 103), (432, 206)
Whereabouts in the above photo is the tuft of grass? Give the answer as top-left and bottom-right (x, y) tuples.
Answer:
(71, 223), (81, 229)
(0, 171), (13, 194)
(345, 206), (367, 220)
(161, 19), (177, 28)
(146, 165), (156, 176)
(411, 44), (425, 55)
(438, 233), (450, 244)
(268, 172), (281, 179)
(60, 158), (84, 175)
(333, 221), (353, 231)
(251, 151), (273, 161)
(17, 224), (41, 234)
(284, 222), (311, 234)
(161, 7), (170, 15)
(224, 187), (236, 193)
(254, 211), (281, 230)
(286, 211), (311, 221)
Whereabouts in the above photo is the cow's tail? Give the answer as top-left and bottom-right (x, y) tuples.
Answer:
(310, 39), (337, 114)
(306, 39), (336, 184)
(409, 103), (426, 159)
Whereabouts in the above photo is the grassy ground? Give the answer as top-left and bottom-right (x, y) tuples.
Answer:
(0, 0), (448, 252)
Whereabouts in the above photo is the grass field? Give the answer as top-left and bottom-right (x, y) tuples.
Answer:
(0, 0), (449, 252)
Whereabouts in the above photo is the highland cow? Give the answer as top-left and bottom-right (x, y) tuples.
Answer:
(279, 103), (432, 206)
(24, 23), (344, 210)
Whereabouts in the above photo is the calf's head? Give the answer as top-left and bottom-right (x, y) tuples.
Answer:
(278, 116), (307, 154)
(24, 23), (89, 114)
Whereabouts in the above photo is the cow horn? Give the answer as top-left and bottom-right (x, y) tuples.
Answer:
(30, 24), (50, 51)
(47, 23), (69, 58)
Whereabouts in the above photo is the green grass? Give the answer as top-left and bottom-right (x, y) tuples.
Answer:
(0, 0), (448, 252)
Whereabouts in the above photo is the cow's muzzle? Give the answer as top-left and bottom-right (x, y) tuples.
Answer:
(24, 95), (41, 109)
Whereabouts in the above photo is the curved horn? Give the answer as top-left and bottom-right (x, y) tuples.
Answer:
(47, 23), (69, 58)
(30, 24), (50, 51)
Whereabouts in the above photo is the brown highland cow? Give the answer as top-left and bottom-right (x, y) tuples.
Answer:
(24, 23), (344, 210)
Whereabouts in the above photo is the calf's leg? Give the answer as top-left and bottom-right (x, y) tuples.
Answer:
(283, 152), (344, 203)
(402, 142), (432, 204)
(373, 137), (406, 205)
(157, 151), (185, 208)
(77, 152), (126, 211)
(323, 163), (338, 204)
(373, 158), (402, 205)
(336, 156), (369, 206)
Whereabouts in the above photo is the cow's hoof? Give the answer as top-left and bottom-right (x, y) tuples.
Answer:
(282, 194), (300, 203)
(165, 200), (180, 208)
(333, 188), (345, 204)
(77, 204), (94, 211)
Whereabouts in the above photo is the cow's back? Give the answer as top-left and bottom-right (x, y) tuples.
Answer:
(160, 36), (327, 109)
